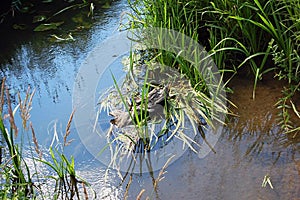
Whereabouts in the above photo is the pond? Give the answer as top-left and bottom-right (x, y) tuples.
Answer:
(0, 1), (299, 199)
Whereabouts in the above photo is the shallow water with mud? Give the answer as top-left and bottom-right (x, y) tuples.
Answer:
(0, 1), (299, 199)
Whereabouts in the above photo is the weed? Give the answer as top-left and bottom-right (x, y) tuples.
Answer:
(0, 79), (92, 199)
(127, 0), (300, 133)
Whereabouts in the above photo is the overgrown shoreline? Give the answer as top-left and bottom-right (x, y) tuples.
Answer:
(127, 0), (300, 134)
(0, 0), (299, 199)
(0, 78), (93, 199)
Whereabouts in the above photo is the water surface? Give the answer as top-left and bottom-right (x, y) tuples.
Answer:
(0, 2), (299, 199)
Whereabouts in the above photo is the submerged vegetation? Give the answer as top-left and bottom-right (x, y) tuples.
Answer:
(97, 0), (300, 191)
(0, 0), (112, 33)
(98, 52), (227, 169)
(97, 0), (300, 178)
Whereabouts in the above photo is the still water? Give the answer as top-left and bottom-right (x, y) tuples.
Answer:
(0, 1), (299, 199)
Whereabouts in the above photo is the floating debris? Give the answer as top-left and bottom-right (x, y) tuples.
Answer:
(32, 15), (47, 23)
(34, 21), (64, 32)
(49, 33), (75, 42)
(262, 174), (274, 189)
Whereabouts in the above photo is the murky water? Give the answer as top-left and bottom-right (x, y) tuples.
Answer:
(0, 1), (299, 199)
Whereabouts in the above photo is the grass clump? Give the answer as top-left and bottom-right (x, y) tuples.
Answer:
(0, 78), (91, 199)
(127, 0), (300, 134)
(98, 42), (228, 176)
(0, 78), (34, 199)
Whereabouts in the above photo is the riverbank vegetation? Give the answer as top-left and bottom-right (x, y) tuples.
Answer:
(0, 0), (299, 199)
(0, 78), (92, 199)
(127, 0), (300, 134)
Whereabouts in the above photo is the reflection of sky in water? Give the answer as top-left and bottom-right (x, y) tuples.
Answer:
(0, 1), (130, 198)
(0, 1), (299, 199)
(0, 0), (129, 149)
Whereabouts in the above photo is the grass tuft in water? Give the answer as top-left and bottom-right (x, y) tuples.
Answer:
(0, 79), (92, 199)
(127, 0), (300, 134)
(98, 46), (228, 177)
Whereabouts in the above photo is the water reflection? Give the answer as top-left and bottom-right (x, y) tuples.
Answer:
(0, 1), (299, 198)
(77, 163), (125, 199)
(226, 75), (299, 163)
(1, 1), (130, 198)
(121, 75), (300, 200)
(0, 0), (129, 147)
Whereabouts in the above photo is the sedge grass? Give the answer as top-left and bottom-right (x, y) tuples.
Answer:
(0, 79), (92, 199)
(127, 0), (300, 134)
(0, 81), (34, 198)
(98, 48), (228, 176)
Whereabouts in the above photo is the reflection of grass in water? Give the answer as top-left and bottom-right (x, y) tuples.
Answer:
(98, 60), (227, 197)
(225, 80), (300, 163)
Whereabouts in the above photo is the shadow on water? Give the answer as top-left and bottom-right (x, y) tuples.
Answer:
(0, 1), (299, 199)
(226, 75), (299, 163)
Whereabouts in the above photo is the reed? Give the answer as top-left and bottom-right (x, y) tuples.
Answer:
(127, 0), (300, 134)
(18, 87), (35, 131)
(0, 80), (34, 199)
(63, 109), (75, 147)
(0, 80), (91, 199)
(38, 109), (91, 200)
(30, 122), (42, 159)
(0, 77), (5, 115)
(98, 47), (228, 179)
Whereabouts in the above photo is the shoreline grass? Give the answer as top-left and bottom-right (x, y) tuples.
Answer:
(0, 0), (299, 198)
(0, 78), (91, 199)
(97, 42), (228, 181)
(127, 0), (300, 135)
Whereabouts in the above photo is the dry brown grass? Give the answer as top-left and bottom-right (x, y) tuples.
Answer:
(18, 87), (35, 130)
(64, 109), (76, 146)
(30, 122), (42, 159)
(0, 77), (6, 115)
(6, 87), (18, 137)
(136, 189), (146, 200)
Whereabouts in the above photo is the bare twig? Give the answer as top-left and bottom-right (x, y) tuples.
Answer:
(136, 189), (146, 200)
(82, 182), (89, 200)
(124, 173), (133, 200)
(153, 155), (175, 189)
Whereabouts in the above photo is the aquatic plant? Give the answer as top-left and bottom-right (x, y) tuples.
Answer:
(0, 0), (110, 35)
(97, 40), (228, 179)
(0, 78), (92, 199)
(0, 78), (34, 199)
(127, 0), (300, 135)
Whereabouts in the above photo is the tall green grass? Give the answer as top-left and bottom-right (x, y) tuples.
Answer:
(98, 46), (228, 179)
(127, 0), (300, 134)
(0, 78), (91, 199)
(0, 78), (34, 199)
